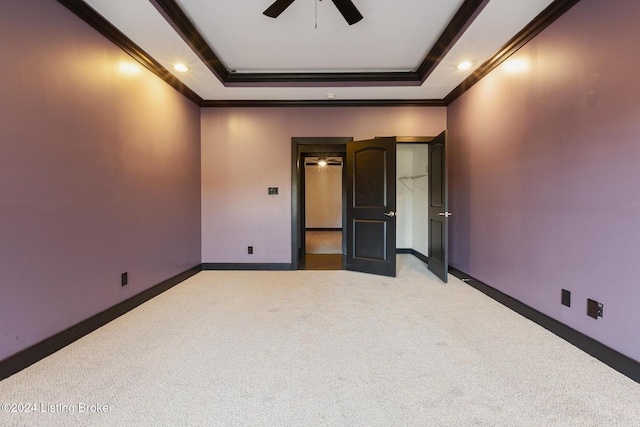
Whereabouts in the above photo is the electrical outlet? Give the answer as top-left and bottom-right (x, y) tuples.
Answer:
(587, 298), (603, 319)
(121, 272), (128, 287)
(561, 289), (571, 307)
(248, 246), (253, 254)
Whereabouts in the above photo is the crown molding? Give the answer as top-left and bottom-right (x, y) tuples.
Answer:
(149, 0), (229, 83)
(58, 0), (580, 107)
(200, 99), (446, 108)
(152, 0), (486, 87)
(444, 0), (583, 105)
(57, 0), (203, 105)
(416, 0), (489, 83)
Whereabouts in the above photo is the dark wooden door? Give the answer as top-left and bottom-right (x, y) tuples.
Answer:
(428, 131), (449, 282)
(346, 137), (396, 277)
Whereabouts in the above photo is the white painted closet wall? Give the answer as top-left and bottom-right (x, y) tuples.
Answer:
(397, 144), (429, 256)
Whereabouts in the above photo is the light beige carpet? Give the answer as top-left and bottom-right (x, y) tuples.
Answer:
(305, 230), (342, 254)
(1, 255), (639, 426)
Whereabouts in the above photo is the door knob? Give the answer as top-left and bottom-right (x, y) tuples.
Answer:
(384, 211), (395, 217)
(437, 212), (452, 217)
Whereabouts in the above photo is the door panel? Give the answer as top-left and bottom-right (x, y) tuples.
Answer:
(347, 138), (396, 277)
(430, 145), (444, 206)
(429, 220), (443, 263)
(428, 131), (449, 282)
(354, 220), (387, 260)
(354, 149), (387, 206)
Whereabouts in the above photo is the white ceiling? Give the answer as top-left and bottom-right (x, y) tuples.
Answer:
(81, 0), (556, 101)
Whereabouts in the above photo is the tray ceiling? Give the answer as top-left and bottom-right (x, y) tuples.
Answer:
(66, 0), (574, 104)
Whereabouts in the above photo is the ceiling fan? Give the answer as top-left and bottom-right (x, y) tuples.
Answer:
(304, 156), (344, 166)
(263, 0), (363, 25)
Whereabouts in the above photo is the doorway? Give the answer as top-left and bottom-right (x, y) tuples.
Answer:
(396, 140), (431, 262)
(291, 137), (350, 271)
(302, 155), (344, 270)
(292, 135), (443, 278)
(292, 136), (397, 276)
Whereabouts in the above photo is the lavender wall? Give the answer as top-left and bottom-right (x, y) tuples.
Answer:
(201, 107), (446, 263)
(447, 0), (640, 361)
(0, 1), (201, 361)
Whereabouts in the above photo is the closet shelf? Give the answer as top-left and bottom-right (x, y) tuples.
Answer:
(398, 174), (427, 192)
(399, 174), (427, 180)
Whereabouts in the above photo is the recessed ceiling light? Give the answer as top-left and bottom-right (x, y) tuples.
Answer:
(326, 93), (335, 99)
(457, 61), (472, 70)
(174, 63), (189, 72)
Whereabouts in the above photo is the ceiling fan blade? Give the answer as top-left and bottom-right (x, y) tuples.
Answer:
(331, 0), (363, 25)
(263, 0), (297, 18)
